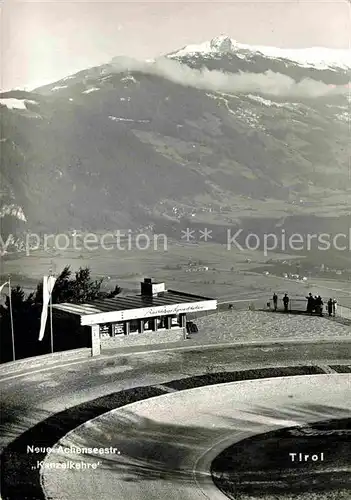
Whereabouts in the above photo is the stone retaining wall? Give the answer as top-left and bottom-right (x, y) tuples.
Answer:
(100, 328), (184, 349)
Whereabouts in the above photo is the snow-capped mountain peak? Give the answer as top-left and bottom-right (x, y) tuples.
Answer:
(210, 35), (237, 52)
(168, 35), (351, 71)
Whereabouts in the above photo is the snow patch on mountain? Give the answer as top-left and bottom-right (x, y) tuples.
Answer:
(51, 85), (68, 91)
(82, 87), (100, 94)
(206, 92), (264, 129)
(109, 116), (133, 122)
(109, 116), (150, 123)
(121, 75), (137, 84)
(206, 93), (237, 116)
(246, 94), (300, 110)
(207, 91), (239, 100)
(335, 111), (350, 123)
(235, 107), (265, 130)
(210, 35), (236, 53)
(169, 35), (351, 71)
(326, 103), (348, 110)
(0, 204), (27, 222)
(0, 98), (38, 110)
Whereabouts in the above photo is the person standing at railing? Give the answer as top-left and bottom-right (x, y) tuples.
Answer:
(327, 298), (333, 317)
(306, 293), (314, 315)
(332, 299), (337, 317)
(314, 296), (318, 313)
(273, 293), (278, 311)
(283, 293), (289, 312)
(315, 295), (324, 316)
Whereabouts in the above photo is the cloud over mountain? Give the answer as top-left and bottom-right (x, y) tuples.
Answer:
(110, 56), (349, 98)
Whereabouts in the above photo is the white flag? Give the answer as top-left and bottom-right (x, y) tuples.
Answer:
(38, 276), (57, 341)
(0, 281), (9, 294)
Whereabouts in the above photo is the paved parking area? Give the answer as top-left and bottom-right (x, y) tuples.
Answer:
(193, 311), (351, 343)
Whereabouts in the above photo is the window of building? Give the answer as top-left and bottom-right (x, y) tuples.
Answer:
(112, 323), (124, 335)
(143, 319), (152, 331)
(129, 319), (139, 333)
(157, 316), (165, 328)
(149, 317), (157, 331)
(99, 324), (112, 337)
(171, 315), (179, 326)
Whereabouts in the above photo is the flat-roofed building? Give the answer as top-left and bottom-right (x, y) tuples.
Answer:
(52, 278), (217, 355)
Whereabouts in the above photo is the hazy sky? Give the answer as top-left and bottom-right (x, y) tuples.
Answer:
(1, 0), (350, 91)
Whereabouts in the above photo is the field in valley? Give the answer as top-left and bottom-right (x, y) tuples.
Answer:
(1, 240), (350, 307)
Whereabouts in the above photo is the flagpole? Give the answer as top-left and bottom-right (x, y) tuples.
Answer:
(8, 275), (15, 361)
(49, 262), (54, 354)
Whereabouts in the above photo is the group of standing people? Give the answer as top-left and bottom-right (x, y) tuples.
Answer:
(306, 293), (323, 316)
(271, 293), (290, 312)
(269, 292), (338, 317)
(306, 293), (337, 317)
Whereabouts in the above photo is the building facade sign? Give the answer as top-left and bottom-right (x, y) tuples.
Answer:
(81, 299), (217, 326)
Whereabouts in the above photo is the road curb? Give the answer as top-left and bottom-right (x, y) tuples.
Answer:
(1, 337), (350, 379)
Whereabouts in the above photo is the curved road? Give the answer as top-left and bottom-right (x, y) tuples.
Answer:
(1, 340), (351, 499)
(41, 375), (351, 500)
(2, 340), (350, 448)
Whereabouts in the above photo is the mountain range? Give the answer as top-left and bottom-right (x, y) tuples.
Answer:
(0, 35), (350, 256)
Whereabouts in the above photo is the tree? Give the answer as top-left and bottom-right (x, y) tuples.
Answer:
(33, 266), (121, 304)
(103, 285), (122, 298)
(2, 285), (24, 313)
(0, 267), (121, 362)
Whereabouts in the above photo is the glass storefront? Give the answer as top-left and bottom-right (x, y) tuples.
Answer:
(100, 314), (183, 338)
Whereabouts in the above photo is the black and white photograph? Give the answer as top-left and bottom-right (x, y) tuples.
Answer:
(0, 0), (350, 498)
